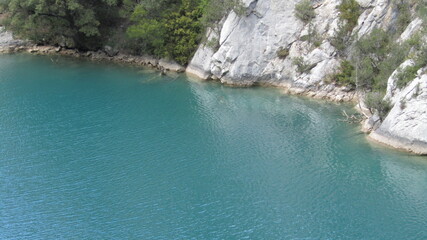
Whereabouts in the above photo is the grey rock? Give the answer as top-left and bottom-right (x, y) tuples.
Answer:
(104, 45), (119, 57)
(158, 59), (185, 72)
(185, 0), (427, 154)
(187, 0), (345, 88)
(0, 27), (26, 47)
(398, 18), (423, 43)
(371, 73), (427, 155)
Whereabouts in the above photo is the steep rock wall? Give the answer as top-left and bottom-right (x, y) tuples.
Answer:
(187, 0), (397, 101)
(370, 67), (427, 155)
(187, 0), (394, 86)
(187, 0), (427, 154)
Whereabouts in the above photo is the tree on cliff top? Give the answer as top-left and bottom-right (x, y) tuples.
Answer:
(0, 0), (123, 49)
(0, 0), (243, 64)
(127, 0), (203, 65)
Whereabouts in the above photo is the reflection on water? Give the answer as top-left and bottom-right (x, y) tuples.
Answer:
(0, 55), (426, 239)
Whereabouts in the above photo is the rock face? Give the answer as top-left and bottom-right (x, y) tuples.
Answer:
(367, 17), (427, 155)
(370, 70), (427, 155)
(0, 26), (27, 52)
(188, 0), (335, 87)
(186, 0), (396, 100)
(187, 0), (427, 154)
(0, 27), (25, 47)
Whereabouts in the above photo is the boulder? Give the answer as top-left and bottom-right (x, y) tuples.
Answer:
(104, 45), (119, 57)
(158, 59), (185, 72)
(370, 73), (427, 154)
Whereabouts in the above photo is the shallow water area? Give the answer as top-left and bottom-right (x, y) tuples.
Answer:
(0, 55), (426, 239)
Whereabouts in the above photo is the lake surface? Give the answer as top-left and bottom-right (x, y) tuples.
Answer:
(0, 55), (426, 239)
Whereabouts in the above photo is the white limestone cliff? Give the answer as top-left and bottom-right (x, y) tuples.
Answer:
(187, 0), (427, 154)
(370, 68), (427, 155)
(187, 0), (395, 84)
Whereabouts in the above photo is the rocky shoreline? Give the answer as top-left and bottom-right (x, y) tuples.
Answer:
(0, 28), (425, 156)
(0, 44), (186, 73)
(369, 131), (427, 155)
(0, 26), (186, 73)
(0, 44), (358, 104)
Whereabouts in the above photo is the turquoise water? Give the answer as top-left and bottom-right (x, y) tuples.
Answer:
(0, 55), (426, 239)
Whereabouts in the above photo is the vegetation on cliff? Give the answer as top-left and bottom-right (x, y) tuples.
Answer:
(126, 0), (203, 65)
(0, 0), (242, 65)
(293, 0), (425, 93)
(1, 0), (425, 98)
(0, 0), (123, 49)
(292, 0), (427, 118)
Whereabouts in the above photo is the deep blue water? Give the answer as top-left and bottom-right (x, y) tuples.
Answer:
(0, 55), (426, 239)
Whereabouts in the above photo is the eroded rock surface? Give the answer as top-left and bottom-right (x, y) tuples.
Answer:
(370, 71), (427, 154)
(186, 0), (396, 100)
(187, 0), (427, 154)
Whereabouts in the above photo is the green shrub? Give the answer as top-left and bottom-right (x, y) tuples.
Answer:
(300, 26), (322, 47)
(162, 1), (203, 65)
(127, 0), (203, 65)
(373, 41), (411, 90)
(332, 60), (355, 87)
(0, 0), (123, 49)
(365, 92), (392, 120)
(407, 33), (423, 50)
(293, 57), (316, 74)
(295, 0), (316, 24)
(277, 47), (290, 59)
(352, 29), (393, 90)
(352, 57), (375, 89)
(330, 0), (360, 56)
(127, 6), (167, 56)
(337, 0), (361, 32)
(128, 0), (246, 64)
(330, 23), (351, 56)
(205, 37), (220, 50)
(395, 65), (418, 88)
(416, 0), (427, 22)
(392, 35), (427, 88)
(393, 0), (412, 36)
(200, 0), (245, 29)
(355, 29), (390, 60)
(350, 28), (422, 92)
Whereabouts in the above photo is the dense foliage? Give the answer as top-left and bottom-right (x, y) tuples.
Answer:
(0, 0), (123, 49)
(337, 0), (360, 33)
(127, 0), (203, 64)
(365, 92), (392, 121)
(330, 0), (360, 56)
(329, 0), (427, 119)
(0, 0), (243, 65)
(332, 60), (355, 87)
(352, 29), (392, 90)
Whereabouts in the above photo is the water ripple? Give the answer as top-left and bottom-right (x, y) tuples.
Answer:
(0, 55), (426, 239)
